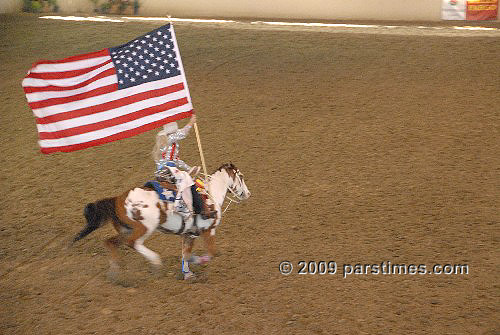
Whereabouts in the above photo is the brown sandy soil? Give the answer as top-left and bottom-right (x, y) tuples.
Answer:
(0, 14), (498, 335)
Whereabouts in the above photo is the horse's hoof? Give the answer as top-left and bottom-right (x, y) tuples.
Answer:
(198, 255), (212, 265)
(107, 269), (128, 286)
(150, 264), (164, 278)
(107, 262), (120, 279)
(183, 271), (195, 280)
(189, 255), (212, 265)
(113, 277), (135, 287)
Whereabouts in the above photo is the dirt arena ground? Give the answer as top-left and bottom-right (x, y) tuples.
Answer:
(1, 14), (499, 334)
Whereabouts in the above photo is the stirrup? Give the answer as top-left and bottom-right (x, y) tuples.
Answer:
(176, 207), (192, 220)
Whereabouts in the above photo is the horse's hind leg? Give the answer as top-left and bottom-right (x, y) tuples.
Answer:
(105, 235), (124, 281)
(125, 222), (162, 269)
(134, 234), (161, 267)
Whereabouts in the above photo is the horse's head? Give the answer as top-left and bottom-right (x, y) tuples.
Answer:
(219, 163), (251, 201)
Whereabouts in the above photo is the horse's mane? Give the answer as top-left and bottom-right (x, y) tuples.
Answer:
(214, 163), (237, 174)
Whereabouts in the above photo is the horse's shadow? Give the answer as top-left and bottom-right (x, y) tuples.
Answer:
(106, 253), (209, 286)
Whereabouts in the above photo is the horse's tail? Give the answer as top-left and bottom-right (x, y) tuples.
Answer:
(73, 197), (118, 243)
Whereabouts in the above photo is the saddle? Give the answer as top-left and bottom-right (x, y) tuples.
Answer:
(144, 179), (216, 220)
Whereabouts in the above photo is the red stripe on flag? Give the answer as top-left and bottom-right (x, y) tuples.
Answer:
(39, 110), (194, 154)
(27, 59), (113, 80)
(29, 83), (118, 109)
(23, 68), (116, 93)
(32, 49), (109, 65)
(38, 97), (189, 139)
(35, 82), (185, 124)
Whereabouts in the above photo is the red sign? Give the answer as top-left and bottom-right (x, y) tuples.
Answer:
(466, 0), (498, 20)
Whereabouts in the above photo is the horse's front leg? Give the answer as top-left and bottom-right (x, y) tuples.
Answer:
(200, 228), (216, 263)
(181, 235), (195, 279)
(184, 229), (216, 268)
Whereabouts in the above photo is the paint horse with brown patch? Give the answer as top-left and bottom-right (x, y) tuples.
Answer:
(73, 163), (250, 280)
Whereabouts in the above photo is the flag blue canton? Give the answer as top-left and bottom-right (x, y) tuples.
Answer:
(109, 24), (181, 90)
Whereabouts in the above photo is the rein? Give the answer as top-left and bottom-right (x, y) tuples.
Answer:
(223, 188), (242, 214)
(199, 171), (244, 214)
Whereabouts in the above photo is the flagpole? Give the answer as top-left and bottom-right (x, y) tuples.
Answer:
(193, 121), (208, 176)
(169, 22), (207, 176)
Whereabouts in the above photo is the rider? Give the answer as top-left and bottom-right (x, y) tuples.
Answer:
(152, 115), (216, 220)
(152, 115), (200, 175)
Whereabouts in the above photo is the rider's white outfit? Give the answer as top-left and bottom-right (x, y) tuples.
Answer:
(153, 121), (193, 172)
(153, 121), (197, 218)
(167, 166), (194, 217)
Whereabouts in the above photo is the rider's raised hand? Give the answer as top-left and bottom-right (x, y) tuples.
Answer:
(190, 115), (197, 125)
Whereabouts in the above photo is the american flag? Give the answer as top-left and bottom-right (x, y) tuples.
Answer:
(22, 24), (193, 154)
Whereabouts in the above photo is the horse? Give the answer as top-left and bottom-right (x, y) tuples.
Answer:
(72, 163), (250, 280)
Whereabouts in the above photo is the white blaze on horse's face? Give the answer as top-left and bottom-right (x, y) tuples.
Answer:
(230, 169), (251, 200)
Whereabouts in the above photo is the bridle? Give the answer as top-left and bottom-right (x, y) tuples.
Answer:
(228, 170), (246, 199)
(200, 167), (246, 214)
(223, 169), (247, 213)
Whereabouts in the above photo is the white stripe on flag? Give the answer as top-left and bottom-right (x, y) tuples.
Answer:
(170, 24), (192, 106)
(39, 103), (193, 148)
(36, 88), (189, 133)
(30, 56), (111, 73)
(22, 61), (114, 87)
(31, 76), (183, 118)
(26, 76), (117, 102)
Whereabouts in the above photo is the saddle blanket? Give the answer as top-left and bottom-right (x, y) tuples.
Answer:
(144, 181), (176, 202)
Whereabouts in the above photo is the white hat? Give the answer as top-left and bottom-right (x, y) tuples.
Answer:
(162, 122), (178, 134)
